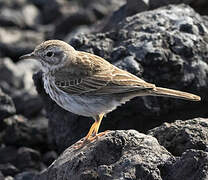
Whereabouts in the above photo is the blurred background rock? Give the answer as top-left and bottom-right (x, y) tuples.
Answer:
(0, 0), (208, 179)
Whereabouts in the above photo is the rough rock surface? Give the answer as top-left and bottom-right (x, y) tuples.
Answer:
(102, 0), (208, 31)
(0, 115), (47, 149)
(0, 171), (4, 180)
(14, 171), (38, 180)
(0, 88), (16, 121)
(163, 149), (208, 180)
(148, 118), (208, 156)
(149, 0), (208, 15)
(34, 130), (174, 180)
(0, 28), (44, 61)
(33, 4), (208, 152)
(49, 0), (125, 39)
(0, 145), (43, 177)
(0, 58), (43, 117)
(0, 163), (20, 177)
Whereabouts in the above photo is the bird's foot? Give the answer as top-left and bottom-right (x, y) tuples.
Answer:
(73, 139), (88, 149)
(73, 130), (109, 149)
(90, 130), (109, 141)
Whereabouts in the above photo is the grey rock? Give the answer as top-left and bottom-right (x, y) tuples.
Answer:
(15, 59), (43, 117)
(0, 27), (44, 61)
(0, 146), (18, 165)
(14, 171), (38, 180)
(0, 171), (4, 180)
(0, 163), (20, 177)
(0, 8), (24, 28)
(35, 0), (62, 24)
(5, 176), (14, 180)
(0, 58), (43, 117)
(103, 0), (208, 32)
(202, 16), (208, 29)
(148, 118), (208, 156)
(0, 146), (43, 174)
(0, 89), (16, 121)
(35, 130), (174, 180)
(163, 149), (208, 180)
(1, 115), (47, 149)
(34, 4), (207, 152)
(151, 0), (208, 15)
(0, 0), (26, 7)
(52, 0), (125, 39)
(53, 9), (97, 39)
(65, 25), (92, 42)
(0, 0), (40, 28)
(102, 0), (149, 32)
(42, 151), (58, 167)
(149, 0), (192, 9)
(81, 0), (126, 19)
(21, 4), (40, 28)
(15, 147), (41, 171)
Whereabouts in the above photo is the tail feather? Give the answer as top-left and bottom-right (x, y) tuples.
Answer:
(152, 87), (201, 101)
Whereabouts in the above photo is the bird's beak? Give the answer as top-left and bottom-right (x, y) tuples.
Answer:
(19, 52), (37, 60)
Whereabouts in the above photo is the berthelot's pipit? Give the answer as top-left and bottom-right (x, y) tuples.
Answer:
(20, 40), (201, 148)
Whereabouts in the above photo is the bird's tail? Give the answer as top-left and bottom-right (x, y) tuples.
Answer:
(151, 87), (201, 101)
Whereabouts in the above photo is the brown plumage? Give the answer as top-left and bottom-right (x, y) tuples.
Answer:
(20, 40), (201, 148)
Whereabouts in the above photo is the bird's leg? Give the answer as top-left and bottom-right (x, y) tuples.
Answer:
(89, 114), (109, 141)
(82, 121), (98, 141)
(91, 113), (104, 137)
(82, 113), (105, 142)
(73, 113), (106, 149)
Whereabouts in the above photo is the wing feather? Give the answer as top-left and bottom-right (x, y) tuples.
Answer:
(54, 51), (155, 95)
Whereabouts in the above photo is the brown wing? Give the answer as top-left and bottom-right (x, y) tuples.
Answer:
(54, 51), (155, 95)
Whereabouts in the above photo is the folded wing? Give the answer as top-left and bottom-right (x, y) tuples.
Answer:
(54, 52), (155, 95)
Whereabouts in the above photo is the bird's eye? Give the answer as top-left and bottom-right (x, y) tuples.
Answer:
(46, 51), (54, 57)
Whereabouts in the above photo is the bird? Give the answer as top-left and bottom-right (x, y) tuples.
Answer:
(20, 40), (201, 148)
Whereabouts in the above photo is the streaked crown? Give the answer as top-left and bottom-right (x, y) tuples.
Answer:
(20, 40), (77, 72)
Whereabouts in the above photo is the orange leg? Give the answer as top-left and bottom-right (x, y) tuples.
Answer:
(74, 113), (107, 149)
(91, 113), (104, 136)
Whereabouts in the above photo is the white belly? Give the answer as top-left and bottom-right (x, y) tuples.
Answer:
(43, 75), (121, 118)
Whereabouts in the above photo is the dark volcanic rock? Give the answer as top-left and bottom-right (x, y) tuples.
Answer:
(0, 27), (43, 61)
(15, 147), (41, 171)
(34, 4), (207, 152)
(0, 4), (40, 28)
(52, 0), (125, 39)
(102, 0), (149, 32)
(0, 89), (16, 121)
(0, 146), (42, 175)
(0, 146), (18, 165)
(35, 130), (174, 180)
(14, 171), (38, 180)
(0, 27), (44, 61)
(42, 151), (58, 167)
(103, 0), (208, 31)
(1, 115), (47, 149)
(0, 171), (4, 180)
(53, 10), (96, 39)
(70, 4), (207, 123)
(0, 163), (20, 177)
(163, 149), (208, 180)
(148, 118), (208, 156)
(0, 58), (43, 117)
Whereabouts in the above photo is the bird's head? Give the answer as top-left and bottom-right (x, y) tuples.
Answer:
(19, 40), (77, 72)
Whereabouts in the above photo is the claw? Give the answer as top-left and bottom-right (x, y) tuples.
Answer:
(72, 114), (107, 149)
(73, 130), (109, 149)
